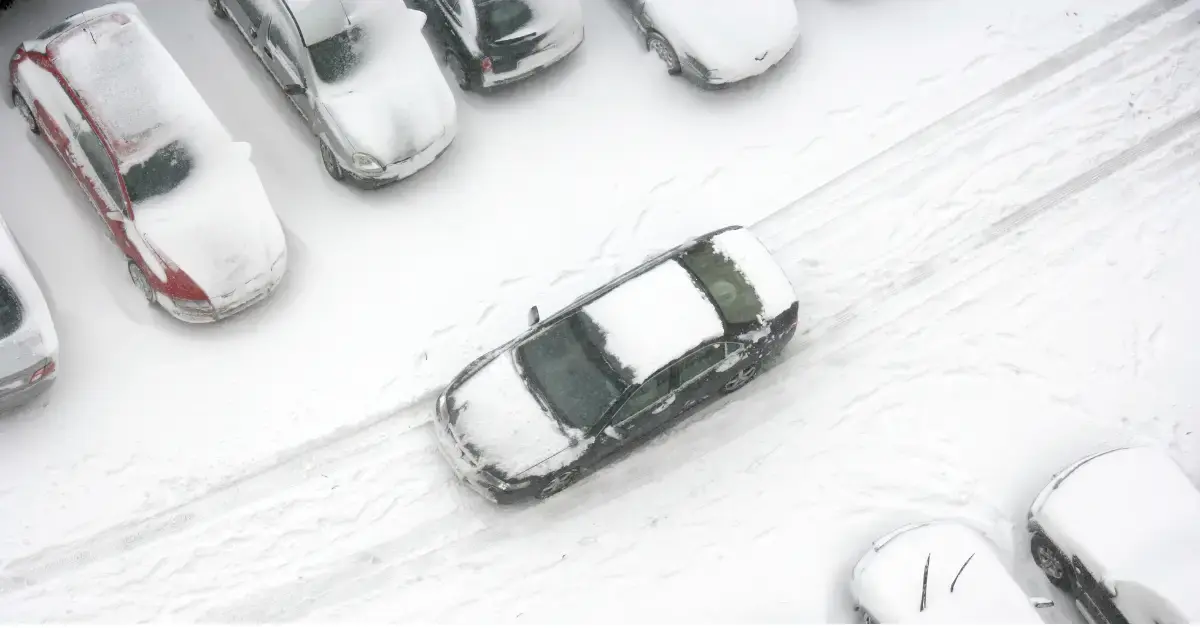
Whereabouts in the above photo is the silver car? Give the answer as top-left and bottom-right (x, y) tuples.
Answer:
(209, 0), (458, 188)
(0, 213), (58, 410)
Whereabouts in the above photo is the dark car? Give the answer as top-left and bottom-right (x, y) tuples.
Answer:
(434, 225), (799, 504)
(409, 0), (585, 91)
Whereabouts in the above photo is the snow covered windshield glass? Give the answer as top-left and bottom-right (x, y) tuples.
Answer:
(0, 277), (22, 340)
(679, 243), (766, 326)
(479, 0), (534, 43)
(515, 312), (633, 431)
(122, 140), (196, 205)
(308, 25), (367, 84)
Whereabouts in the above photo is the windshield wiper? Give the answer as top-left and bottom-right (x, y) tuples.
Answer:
(950, 553), (976, 593)
(919, 553), (931, 612)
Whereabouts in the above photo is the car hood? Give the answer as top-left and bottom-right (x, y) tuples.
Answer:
(321, 8), (457, 164)
(648, 0), (799, 76)
(444, 352), (581, 478)
(133, 144), (286, 302)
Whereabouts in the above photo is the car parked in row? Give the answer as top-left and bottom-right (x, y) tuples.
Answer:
(615, 0), (800, 87)
(1027, 446), (1200, 624)
(210, 0), (458, 186)
(412, 0), (585, 91)
(434, 225), (799, 503)
(851, 520), (1053, 623)
(0, 212), (58, 408)
(9, 3), (288, 323)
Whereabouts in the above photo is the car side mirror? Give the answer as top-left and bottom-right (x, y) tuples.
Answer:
(283, 84), (306, 96)
(603, 425), (625, 440)
(1030, 597), (1055, 609)
(527, 305), (540, 326)
(104, 210), (123, 221)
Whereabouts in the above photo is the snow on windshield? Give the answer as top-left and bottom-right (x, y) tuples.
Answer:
(583, 260), (726, 382)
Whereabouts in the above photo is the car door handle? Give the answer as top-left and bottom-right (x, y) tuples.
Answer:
(250, 28), (258, 39)
(651, 393), (676, 414)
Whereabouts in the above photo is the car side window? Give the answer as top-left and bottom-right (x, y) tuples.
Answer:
(612, 370), (671, 425)
(236, 0), (265, 26)
(267, 21), (304, 82)
(75, 127), (125, 208)
(677, 342), (740, 385)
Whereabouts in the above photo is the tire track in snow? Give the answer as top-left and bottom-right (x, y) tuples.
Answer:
(0, 0), (1188, 598)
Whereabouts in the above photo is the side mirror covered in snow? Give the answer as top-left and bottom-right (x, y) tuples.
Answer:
(527, 305), (540, 326)
(603, 425), (625, 440)
(1030, 597), (1055, 609)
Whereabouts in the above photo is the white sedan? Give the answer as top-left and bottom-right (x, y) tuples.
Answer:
(1027, 446), (1200, 623)
(0, 212), (59, 409)
(616, 0), (800, 86)
(851, 521), (1053, 624)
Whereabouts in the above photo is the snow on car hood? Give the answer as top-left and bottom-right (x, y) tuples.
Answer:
(852, 522), (1043, 624)
(321, 6), (456, 165)
(447, 353), (581, 477)
(133, 143), (286, 301)
(647, 0), (799, 78)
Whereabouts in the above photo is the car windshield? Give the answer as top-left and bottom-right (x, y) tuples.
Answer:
(0, 277), (23, 341)
(479, 0), (534, 43)
(679, 242), (766, 325)
(308, 25), (368, 84)
(122, 140), (196, 205)
(514, 311), (634, 431)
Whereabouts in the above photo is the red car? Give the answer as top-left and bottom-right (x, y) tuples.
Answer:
(9, 3), (288, 323)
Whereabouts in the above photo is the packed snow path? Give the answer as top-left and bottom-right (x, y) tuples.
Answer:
(2, 0), (1199, 621)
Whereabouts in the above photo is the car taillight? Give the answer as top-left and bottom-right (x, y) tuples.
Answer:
(480, 56), (493, 73)
(29, 359), (56, 384)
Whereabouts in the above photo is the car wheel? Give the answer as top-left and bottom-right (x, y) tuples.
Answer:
(445, 49), (471, 91)
(646, 32), (682, 75)
(1031, 533), (1072, 591)
(319, 140), (345, 181)
(721, 363), (759, 394)
(127, 262), (155, 305)
(538, 469), (579, 500)
(208, 0), (229, 19)
(13, 91), (39, 136)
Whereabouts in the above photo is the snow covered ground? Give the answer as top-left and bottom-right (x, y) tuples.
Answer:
(2, 0), (1199, 621)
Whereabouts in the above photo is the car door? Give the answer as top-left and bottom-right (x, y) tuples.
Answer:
(433, 0), (473, 56)
(69, 120), (136, 255)
(224, 0), (267, 45)
(261, 16), (317, 124)
(672, 341), (747, 415)
(594, 368), (676, 456)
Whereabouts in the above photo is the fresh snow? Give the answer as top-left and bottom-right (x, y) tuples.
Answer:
(583, 260), (725, 381)
(646, 0), (800, 82)
(1, 0), (1198, 622)
(710, 227), (796, 319)
(447, 354), (575, 476)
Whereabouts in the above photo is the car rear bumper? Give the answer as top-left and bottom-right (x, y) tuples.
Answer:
(0, 356), (57, 409)
(479, 26), (585, 89)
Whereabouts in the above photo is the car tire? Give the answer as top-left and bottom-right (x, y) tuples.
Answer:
(721, 363), (759, 394)
(1031, 533), (1072, 591)
(127, 261), (155, 305)
(208, 0), (229, 20)
(445, 49), (471, 91)
(538, 468), (579, 500)
(319, 140), (345, 181)
(646, 32), (682, 75)
(13, 91), (39, 136)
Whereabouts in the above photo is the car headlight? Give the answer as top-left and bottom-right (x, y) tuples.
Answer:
(352, 152), (384, 173)
(476, 468), (531, 492)
(172, 298), (214, 314)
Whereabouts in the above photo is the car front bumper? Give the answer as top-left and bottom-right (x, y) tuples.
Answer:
(346, 127), (457, 189)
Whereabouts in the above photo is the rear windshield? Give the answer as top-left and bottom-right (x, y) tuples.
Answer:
(678, 242), (765, 325)
(478, 0), (534, 43)
(0, 277), (24, 340)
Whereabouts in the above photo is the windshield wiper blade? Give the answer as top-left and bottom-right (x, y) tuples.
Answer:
(950, 553), (976, 593)
(920, 553), (931, 612)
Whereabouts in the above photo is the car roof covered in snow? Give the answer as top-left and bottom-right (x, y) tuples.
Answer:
(1032, 446), (1200, 622)
(283, 0), (352, 45)
(851, 521), (1043, 624)
(580, 259), (726, 382)
(47, 4), (229, 167)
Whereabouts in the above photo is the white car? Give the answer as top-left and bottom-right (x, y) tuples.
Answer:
(0, 213), (58, 408)
(1027, 446), (1200, 623)
(616, 0), (800, 86)
(851, 521), (1053, 624)
(10, 3), (289, 323)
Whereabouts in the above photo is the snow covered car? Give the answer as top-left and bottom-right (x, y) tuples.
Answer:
(412, 0), (584, 91)
(851, 521), (1053, 624)
(616, 0), (800, 87)
(435, 225), (799, 504)
(211, 0), (457, 187)
(9, 3), (288, 324)
(0, 213), (59, 408)
(1027, 446), (1200, 624)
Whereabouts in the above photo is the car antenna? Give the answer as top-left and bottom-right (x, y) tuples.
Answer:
(919, 553), (931, 612)
(950, 553), (975, 593)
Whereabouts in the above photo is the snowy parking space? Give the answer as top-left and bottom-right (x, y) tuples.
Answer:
(1, 0), (1198, 621)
